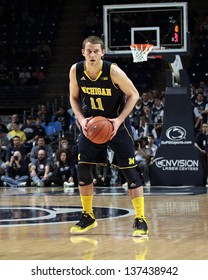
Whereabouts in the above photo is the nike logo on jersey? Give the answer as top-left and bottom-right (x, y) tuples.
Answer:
(101, 77), (108, 80)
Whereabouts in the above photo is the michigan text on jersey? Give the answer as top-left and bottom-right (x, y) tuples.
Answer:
(81, 87), (112, 96)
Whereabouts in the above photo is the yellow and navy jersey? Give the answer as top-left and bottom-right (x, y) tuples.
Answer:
(76, 60), (125, 118)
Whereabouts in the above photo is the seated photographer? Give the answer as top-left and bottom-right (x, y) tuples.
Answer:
(1, 151), (29, 188)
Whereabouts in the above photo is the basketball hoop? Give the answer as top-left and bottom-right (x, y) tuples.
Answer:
(130, 44), (154, 63)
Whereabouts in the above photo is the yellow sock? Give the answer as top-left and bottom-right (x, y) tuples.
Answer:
(81, 195), (93, 213)
(132, 197), (145, 218)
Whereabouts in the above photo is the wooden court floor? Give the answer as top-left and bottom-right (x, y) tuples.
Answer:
(0, 185), (208, 260)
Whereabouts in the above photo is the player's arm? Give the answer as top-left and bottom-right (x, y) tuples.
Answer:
(110, 64), (140, 134)
(69, 64), (90, 134)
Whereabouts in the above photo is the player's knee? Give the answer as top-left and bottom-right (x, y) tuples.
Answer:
(122, 168), (143, 189)
(77, 163), (93, 186)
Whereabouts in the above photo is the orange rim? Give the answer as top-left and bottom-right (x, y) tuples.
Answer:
(130, 44), (153, 49)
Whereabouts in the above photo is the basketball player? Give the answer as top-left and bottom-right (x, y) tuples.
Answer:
(69, 36), (148, 237)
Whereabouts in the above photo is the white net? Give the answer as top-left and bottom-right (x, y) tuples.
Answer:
(130, 44), (153, 63)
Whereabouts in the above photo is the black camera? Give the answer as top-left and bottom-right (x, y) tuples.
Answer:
(14, 156), (19, 160)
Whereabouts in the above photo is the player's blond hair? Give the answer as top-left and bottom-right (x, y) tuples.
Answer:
(82, 36), (105, 50)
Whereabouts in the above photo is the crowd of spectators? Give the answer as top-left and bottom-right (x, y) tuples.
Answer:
(0, 104), (78, 188)
(1, 79), (208, 188)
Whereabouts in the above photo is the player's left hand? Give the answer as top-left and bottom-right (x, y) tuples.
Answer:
(108, 117), (122, 139)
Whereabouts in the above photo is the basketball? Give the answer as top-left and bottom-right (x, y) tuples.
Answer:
(86, 116), (113, 144)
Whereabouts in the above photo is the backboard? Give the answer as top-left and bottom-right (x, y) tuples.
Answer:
(103, 2), (188, 56)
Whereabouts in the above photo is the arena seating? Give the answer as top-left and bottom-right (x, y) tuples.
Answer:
(0, 0), (64, 111)
(188, 33), (208, 85)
